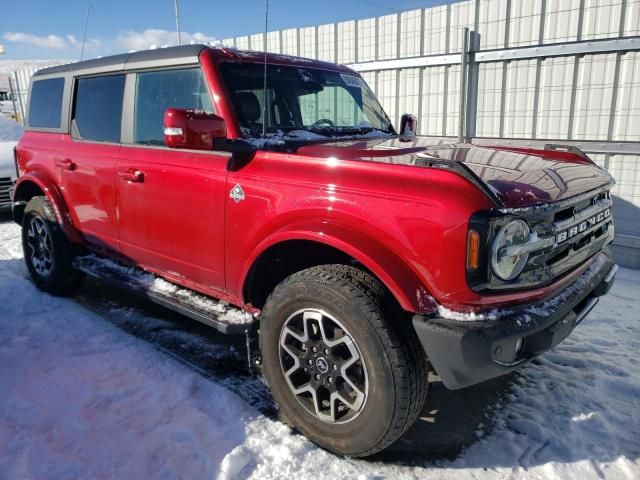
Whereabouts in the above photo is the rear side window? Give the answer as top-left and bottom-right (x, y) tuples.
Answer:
(134, 68), (213, 145)
(73, 75), (125, 143)
(29, 77), (64, 128)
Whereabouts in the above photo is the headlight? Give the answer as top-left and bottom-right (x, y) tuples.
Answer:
(491, 220), (530, 281)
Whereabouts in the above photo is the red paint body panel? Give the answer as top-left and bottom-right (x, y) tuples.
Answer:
(57, 136), (120, 250)
(224, 151), (495, 312)
(115, 145), (229, 290)
(14, 47), (614, 317)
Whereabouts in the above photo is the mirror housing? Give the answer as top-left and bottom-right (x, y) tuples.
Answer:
(399, 113), (418, 137)
(164, 108), (226, 150)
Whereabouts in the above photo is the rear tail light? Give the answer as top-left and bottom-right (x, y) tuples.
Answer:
(467, 230), (480, 270)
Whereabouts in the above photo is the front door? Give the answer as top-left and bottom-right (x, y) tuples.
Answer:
(116, 67), (228, 290)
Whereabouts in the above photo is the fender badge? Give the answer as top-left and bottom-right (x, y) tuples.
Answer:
(230, 184), (245, 203)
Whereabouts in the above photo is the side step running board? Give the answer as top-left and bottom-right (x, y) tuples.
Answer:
(73, 255), (256, 335)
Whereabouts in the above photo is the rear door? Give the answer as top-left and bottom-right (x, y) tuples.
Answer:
(116, 67), (229, 290)
(58, 74), (124, 251)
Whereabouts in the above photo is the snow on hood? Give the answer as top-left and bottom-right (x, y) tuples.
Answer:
(0, 115), (23, 142)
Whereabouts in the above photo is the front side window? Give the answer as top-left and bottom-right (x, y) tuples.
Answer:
(134, 68), (213, 145)
(73, 75), (125, 143)
(219, 62), (393, 138)
(29, 77), (65, 129)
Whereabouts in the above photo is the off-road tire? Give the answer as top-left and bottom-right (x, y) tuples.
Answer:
(260, 264), (429, 457)
(21, 196), (84, 296)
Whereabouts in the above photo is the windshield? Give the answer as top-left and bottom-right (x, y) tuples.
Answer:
(219, 62), (394, 138)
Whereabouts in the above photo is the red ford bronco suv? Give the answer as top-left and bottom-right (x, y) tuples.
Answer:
(13, 45), (617, 457)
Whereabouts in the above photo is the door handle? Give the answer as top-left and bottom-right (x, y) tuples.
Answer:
(55, 158), (76, 171)
(118, 170), (144, 183)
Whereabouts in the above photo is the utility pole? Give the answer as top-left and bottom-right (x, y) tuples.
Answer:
(175, 0), (182, 46)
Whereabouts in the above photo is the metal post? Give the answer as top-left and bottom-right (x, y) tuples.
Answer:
(395, 69), (401, 129)
(8, 76), (20, 124)
(442, 67), (449, 137)
(374, 17), (379, 61)
(174, 0), (182, 46)
(458, 27), (469, 143)
(13, 71), (26, 126)
(416, 67), (424, 135)
(567, 56), (580, 140)
(465, 31), (480, 142)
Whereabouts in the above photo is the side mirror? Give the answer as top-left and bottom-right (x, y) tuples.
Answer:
(164, 108), (226, 150)
(399, 113), (418, 137)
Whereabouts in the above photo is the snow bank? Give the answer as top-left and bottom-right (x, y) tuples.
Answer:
(0, 221), (638, 479)
(0, 114), (23, 142)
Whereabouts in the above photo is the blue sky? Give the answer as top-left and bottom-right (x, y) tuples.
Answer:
(0, 0), (452, 60)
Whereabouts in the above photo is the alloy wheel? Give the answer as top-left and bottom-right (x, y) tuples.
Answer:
(279, 308), (369, 424)
(26, 216), (54, 277)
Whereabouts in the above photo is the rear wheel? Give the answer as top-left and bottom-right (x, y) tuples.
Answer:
(21, 196), (84, 296)
(260, 264), (428, 457)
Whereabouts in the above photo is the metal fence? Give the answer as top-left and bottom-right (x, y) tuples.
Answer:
(218, 0), (640, 268)
(10, 0), (640, 267)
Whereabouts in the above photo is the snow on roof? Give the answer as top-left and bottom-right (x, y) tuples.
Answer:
(0, 114), (23, 142)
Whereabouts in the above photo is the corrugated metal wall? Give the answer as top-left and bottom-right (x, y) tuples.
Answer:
(218, 0), (640, 268)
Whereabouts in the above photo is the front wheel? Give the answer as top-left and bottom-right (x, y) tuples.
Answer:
(21, 196), (84, 296)
(260, 265), (428, 457)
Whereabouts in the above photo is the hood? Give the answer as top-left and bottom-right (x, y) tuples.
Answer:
(296, 137), (612, 208)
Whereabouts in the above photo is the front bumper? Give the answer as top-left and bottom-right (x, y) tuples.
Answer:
(412, 249), (616, 390)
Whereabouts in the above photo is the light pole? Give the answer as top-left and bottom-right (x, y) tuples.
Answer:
(174, 0), (182, 46)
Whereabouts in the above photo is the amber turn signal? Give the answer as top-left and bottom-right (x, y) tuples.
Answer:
(467, 230), (480, 270)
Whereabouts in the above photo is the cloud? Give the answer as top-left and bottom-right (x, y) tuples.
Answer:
(3, 32), (67, 49)
(3, 31), (102, 51)
(66, 34), (102, 50)
(116, 29), (218, 51)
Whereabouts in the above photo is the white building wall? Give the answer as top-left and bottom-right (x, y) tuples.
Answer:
(536, 57), (575, 139)
(423, 5), (448, 55)
(508, 0), (541, 47)
(337, 22), (355, 64)
(544, 0), (581, 43)
(476, 62), (502, 137)
(614, 52), (640, 142)
(377, 14), (398, 60)
(281, 29), (298, 56)
(420, 66), (445, 136)
(357, 18), (376, 63)
(449, 1), (476, 53)
(317, 24), (335, 62)
(503, 59), (537, 138)
(400, 10), (422, 58)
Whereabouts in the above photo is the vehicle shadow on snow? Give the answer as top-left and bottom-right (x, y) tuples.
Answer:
(0, 211), (13, 223)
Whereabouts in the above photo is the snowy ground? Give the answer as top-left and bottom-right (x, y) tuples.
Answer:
(0, 217), (638, 479)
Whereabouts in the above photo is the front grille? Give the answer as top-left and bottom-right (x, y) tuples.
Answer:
(0, 177), (14, 207)
(545, 194), (612, 268)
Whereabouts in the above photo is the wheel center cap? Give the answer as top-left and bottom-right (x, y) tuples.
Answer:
(315, 357), (329, 374)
